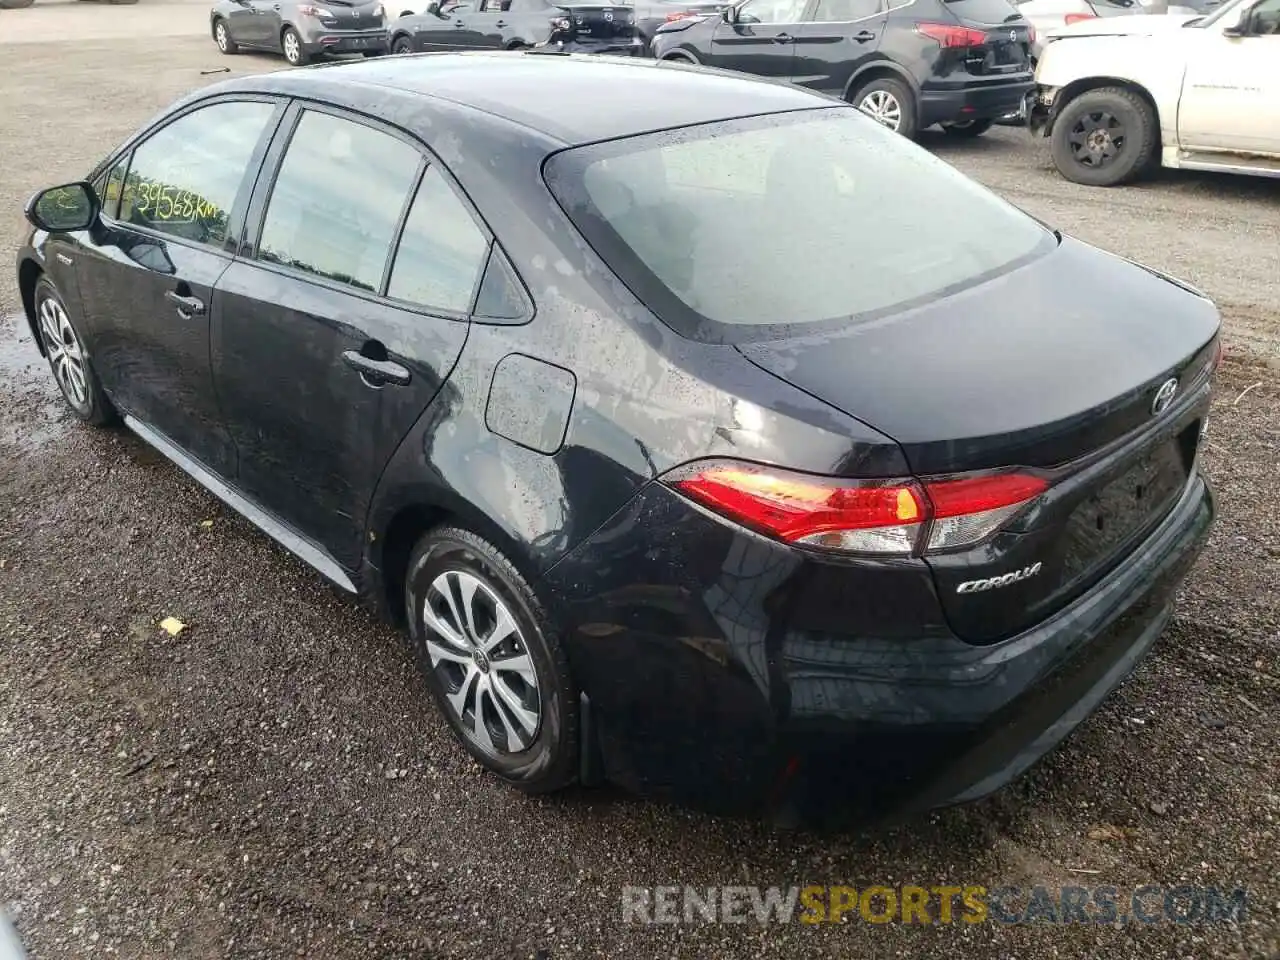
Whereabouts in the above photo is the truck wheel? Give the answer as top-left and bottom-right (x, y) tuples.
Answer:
(1051, 86), (1157, 187)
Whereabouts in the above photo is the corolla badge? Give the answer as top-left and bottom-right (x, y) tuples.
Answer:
(1151, 378), (1179, 416)
(957, 562), (1042, 594)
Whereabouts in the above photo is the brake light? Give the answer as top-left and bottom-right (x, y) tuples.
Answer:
(550, 14), (571, 29)
(298, 3), (333, 15)
(915, 22), (987, 47)
(1027, 23), (1035, 44)
(665, 10), (697, 20)
(1211, 337), (1225, 373)
(664, 460), (1049, 556)
(1064, 12), (1096, 23)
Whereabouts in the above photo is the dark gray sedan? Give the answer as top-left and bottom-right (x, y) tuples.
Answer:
(211, 0), (389, 65)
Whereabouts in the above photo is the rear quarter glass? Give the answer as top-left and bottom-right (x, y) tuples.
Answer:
(543, 107), (1055, 345)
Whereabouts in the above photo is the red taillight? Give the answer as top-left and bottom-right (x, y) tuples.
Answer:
(664, 460), (1049, 556)
(665, 10), (696, 20)
(915, 22), (988, 48)
(1211, 338), (1225, 373)
(1064, 12), (1096, 23)
(1027, 23), (1036, 44)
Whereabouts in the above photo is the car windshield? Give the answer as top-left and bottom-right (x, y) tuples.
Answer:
(544, 108), (1054, 343)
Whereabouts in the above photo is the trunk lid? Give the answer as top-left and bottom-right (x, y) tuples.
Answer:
(557, 3), (637, 39)
(318, 0), (384, 28)
(736, 236), (1219, 642)
(941, 0), (1035, 73)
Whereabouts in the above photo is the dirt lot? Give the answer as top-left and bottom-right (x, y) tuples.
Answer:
(0, 6), (1278, 957)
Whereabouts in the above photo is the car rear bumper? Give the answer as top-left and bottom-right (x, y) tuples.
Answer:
(919, 75), (1035, 128)
(540, 36), (646, 55)
(545, 468), (1214, 827)
(301, 28), (388, 55)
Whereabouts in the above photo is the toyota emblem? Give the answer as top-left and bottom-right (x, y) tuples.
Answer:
(1151, 378), (1179, 416)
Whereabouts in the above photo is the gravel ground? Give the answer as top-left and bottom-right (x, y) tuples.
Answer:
(1, 10), (1278, 958)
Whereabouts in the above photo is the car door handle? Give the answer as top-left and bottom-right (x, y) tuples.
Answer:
(342, 349), (411, 387)
(852, 29), (875, 41)
(772, 32), (793, 42)
(164, 290), (205, 318)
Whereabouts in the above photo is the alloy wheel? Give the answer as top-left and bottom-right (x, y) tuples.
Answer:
(216, 22), (228, 51)
(422, 569), (542, 757)
(284, 31), (301, 64)
(1068, 110), (1125, 169)
(38, 295), (90, 411)
(858, 90), (902, 131)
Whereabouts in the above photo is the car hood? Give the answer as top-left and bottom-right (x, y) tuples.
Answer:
(1045, 11), (1198, 36)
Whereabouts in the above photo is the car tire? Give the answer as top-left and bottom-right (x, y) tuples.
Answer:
(850, 76), (917, 139)
(282, 26), (309, 66)
(660, 51), (699, 64)
(34, 277), (118, 427)
(941, 119), (993, 139)
(405, 526), (578, 794)
(1050, 86), (1158, 187)
(214, 18), (239, 54)
(392, 35), (415, 54)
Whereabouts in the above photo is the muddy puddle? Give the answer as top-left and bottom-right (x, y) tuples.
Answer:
(0, 313), (71, 454)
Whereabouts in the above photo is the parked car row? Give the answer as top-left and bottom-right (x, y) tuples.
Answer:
(208, 0), (1278, 179)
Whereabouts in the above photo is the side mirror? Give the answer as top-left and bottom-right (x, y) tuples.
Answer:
(25, 182), (99, 233)
(1221, 11), (1247, 35)
(721, 4), (737, 22)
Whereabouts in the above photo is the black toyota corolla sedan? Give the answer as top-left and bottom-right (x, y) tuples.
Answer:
(17, 52), (1218, 827)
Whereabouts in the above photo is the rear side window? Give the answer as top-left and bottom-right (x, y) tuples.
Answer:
(258, 110), (423, 293)
(812, 0), (882, 19)
(119, 100), (276, 246)
(545, 108), (1052, 343)
(386, 165), (490, 313)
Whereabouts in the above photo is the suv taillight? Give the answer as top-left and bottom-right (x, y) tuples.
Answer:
(915, 22), (987, 47)
(1064, 12), (1096, 23)
(664, 460), (1049, 557)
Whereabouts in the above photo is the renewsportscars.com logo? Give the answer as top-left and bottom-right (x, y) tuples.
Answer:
(621, 884), (1250, 926)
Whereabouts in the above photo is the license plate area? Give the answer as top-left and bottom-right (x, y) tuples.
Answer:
(1060, 434), (1192, 582)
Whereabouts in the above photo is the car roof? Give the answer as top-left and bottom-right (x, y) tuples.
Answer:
(217, 51), (834, 145)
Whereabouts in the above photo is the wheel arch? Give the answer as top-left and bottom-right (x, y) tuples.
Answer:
(17, 257), (46, 358)
(841, 59), (921, 104)
(1047, 76), (1161, 141)
(657, 47), (700, 64)
(369, 485), (556, 630)
(211, 13), (225, 37)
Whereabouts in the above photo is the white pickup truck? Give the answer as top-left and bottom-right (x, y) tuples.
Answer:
(1030, 0), (1280, 185)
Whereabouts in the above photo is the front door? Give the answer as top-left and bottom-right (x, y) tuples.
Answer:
(1178, 0), (1280, 155)
(707, 0), (809, 75)
(71, 97), (283, 478)
(787, 0), (885, 96)
(213, 105), (485, 573)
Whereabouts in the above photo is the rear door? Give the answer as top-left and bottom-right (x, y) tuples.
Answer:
(212, 104), (487, 574)
(787, 0), (886, 96)
(70, 97), (284, 481)
(707, 0), (808, 74)
(462, 0), (507, 47)
(247, 0), (282, 45)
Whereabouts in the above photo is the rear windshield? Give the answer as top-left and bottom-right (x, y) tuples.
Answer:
(943, 0), (1022, 23)
(544, 108), (1053, 344)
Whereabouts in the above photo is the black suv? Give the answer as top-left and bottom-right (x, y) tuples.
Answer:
(652, 0), (1036, 139)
